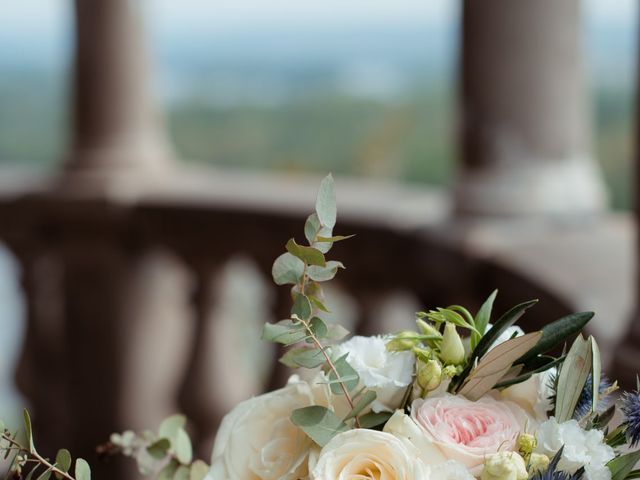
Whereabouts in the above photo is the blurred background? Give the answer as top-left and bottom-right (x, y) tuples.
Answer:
(0, 0), (638, 478)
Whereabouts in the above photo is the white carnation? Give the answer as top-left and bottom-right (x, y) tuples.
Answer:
(332, 336), (414, 412)
(535, 418), (614, 479)
(489, 325), (525, 350)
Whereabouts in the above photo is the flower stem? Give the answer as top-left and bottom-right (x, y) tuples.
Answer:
(1, 432), (76, 480)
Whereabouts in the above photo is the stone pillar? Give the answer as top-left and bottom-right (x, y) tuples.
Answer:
(455, 0), (608, 216)
(63, 0), (172, 190)
(610, 23), (640, 388)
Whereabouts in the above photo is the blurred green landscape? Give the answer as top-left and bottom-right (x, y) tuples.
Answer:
(0, 71), (633, 209)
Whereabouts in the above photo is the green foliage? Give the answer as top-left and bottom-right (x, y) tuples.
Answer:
(107, 413), (208, 480)
(608, 451), (640, 480)
(470, 290), (497, 351)
(0, 409), (89, 480)
(290, 406), (348, 447)
(261, 174), (371, 445)
(555, 335), (594, 422)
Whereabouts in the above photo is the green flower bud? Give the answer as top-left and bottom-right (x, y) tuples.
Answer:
(386, 331), (419, 352)
(417, 359), (442, 392)
(481, 452), (528, 480)
(442, 364), (459, 378)
(416, 319), (441, 337)
(439, 323), (466, 365)
(517, 432), (537, 457)
(528, 454), (550, 475)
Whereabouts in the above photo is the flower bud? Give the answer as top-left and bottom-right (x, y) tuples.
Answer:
(417, 359), (442, 392)
(439, 323), (466, 365)
(528, 453), (550, 475)
(442, 364), (459, 378)
(481, 452), (528, 480)
(416, 319), (441, 337)
(386, 331), (419, 352)
(517, 432), (537, 457)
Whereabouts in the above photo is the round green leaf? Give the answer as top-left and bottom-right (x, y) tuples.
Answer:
(75, 458), (91, 480)
(175, 428), (193, 465)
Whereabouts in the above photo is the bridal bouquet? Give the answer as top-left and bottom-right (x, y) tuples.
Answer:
(2, 174), (640, 480)
(207, 175), (640, 480)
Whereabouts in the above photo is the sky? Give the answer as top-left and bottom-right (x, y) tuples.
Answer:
(0, 0), (635, 53)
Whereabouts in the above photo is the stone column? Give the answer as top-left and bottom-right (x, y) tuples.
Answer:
(455, 0), (608, 216)
(610, 24), (640, 388)
(63, 0), (172, 190)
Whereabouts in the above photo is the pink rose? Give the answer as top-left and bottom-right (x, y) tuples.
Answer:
(411, 394), (532, 474)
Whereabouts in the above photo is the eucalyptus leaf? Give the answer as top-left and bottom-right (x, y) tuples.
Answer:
(35, 468), (53, 480)
(315, 174), (337, 229)
(75, 459), (91, 480)
(262, 320), (307, 345)
(344, 391), (377, 421)
(307, 261), (345, 282)
(189, 461), (210, 480)
(358, 412), (392, 429)
(325, 323), (350, 341)
(290, 406), (348, 447)
(458, 332), (543, 400)
(175, 428), (193, 464)
(286, 239), (326, 267)
(316, 235), (355, 243)
(271, 253), (305, 286)
(308, 295), (330, 313)
(555, 335), (593, 422)
(173, 465), (190, 480)
(158, 460), (179, 480)
(54, 449), (72, 479)
(608, 450), (640, 480)
(23, 409), (35, 453)
(304, 213), (322, 245)
(328, 354), (360, 394)
(292, 294), (313, 320)
(159, 414), (187, 446)
(147, 438), (171, 460)
(280, 347), (325, 369)
(309, 317), (328, 339)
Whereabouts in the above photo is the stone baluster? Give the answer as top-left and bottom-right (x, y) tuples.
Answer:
(456, 0), (607, 216)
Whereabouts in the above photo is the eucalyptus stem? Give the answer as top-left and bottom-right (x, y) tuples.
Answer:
(297, 317), (361, 428)
(1, 432), (76, 480)
(297, 260), (361, 428)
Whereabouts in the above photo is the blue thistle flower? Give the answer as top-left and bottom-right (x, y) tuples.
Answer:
(621, 389), (640, 447)
(573, 374), (614, 419)
(547, 373), (613, 419)
(531, 448), (583, 480)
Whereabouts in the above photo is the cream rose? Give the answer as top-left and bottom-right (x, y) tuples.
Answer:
(501, 368), (555, 421)
(209, 375), (331, 480)
(332, 336), (414, 413)
(411, 394), (532, 474)
(310, 429), (429, 479)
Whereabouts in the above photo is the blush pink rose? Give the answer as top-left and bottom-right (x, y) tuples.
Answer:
(411, 394), (532, 474)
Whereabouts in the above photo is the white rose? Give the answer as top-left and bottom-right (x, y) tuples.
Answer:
(501, 368), (555, 421)
(535, 418), (614, 478)
(311, 429), (429, 479)
(332, 336), (414, 413)
(209, 375), (332, 480)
